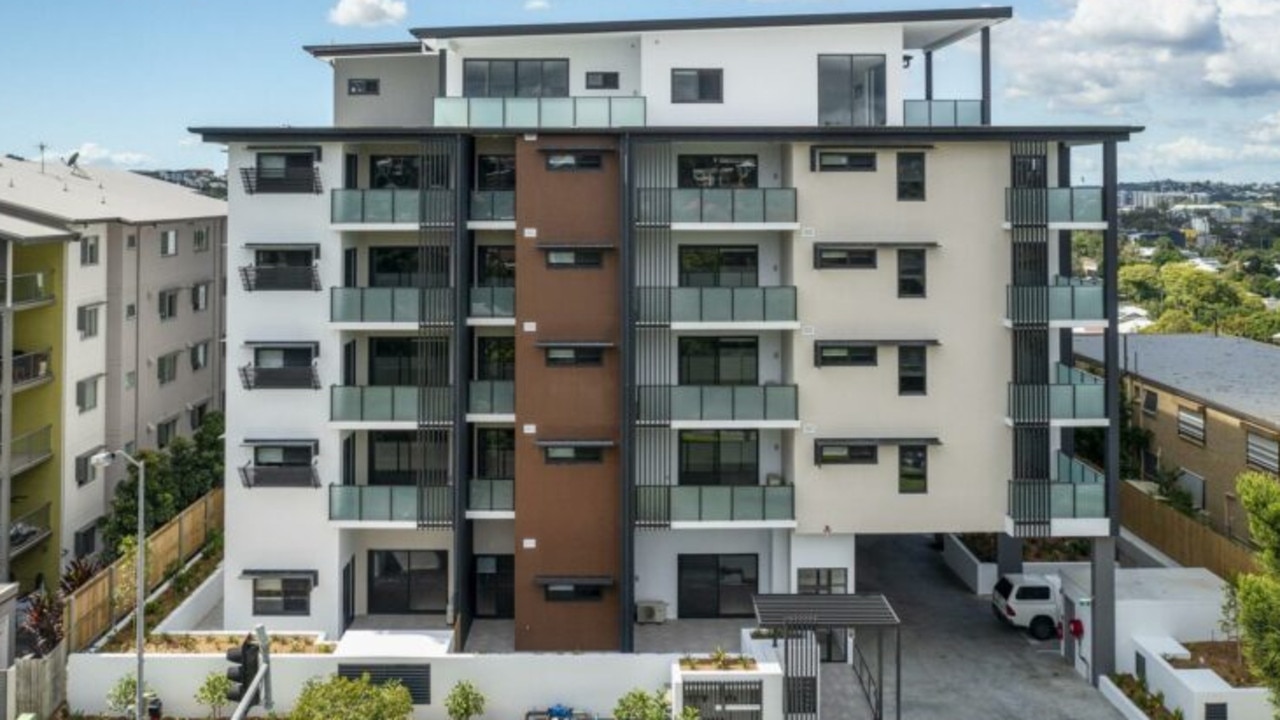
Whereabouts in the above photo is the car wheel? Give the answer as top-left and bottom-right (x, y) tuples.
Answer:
(1029, 616), (1055, 641)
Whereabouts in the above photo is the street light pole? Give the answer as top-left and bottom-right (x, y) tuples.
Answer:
(92, 450), (146, 720)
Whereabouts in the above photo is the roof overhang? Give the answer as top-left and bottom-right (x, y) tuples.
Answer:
(754, 593), (900, 628)
(0, 214), (77, 244)
(303, 41), (430, 60)
(534, 575), (614, 586)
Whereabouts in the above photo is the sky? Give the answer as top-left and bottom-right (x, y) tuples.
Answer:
(1, 0), (1278, 182)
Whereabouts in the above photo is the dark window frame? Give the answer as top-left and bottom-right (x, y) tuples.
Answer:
(1177, 406), (1206, 445)
(157, 417), (179, 449)
(671, 68), (724, 104)
(817, 54), (888, 127)
(814, 342), (878, 368)
(74, 522), (97, 559)
(463, 58), (570, 98)
(677, 154), (758, 189)
(813, 150), (878, 172)
(252, 577), (313, 616)
(1142, 389), (1158, 417)
(897, 249), (927, 298)
(814, 440), (879, 466)
(897, 152), (927, 201)
(797, 568), (848, 595)
(679, 429), (759, 486)
(898, 445), (929, 494)
(476, 154), (516, 191)
(585, 71), (620, 90)
(545, 153), (603, 171)
(545, 583), (605, 602)
(678, 336), (758, 386)
(543, 446), (605, 464)
(545, 249), (604, 269)
(814, 245), (877, 270)
(347, 78), (381, 96)
(544, 346), (605, 367)
(678, 245), (759, 287)
(897, 345), (928, 396)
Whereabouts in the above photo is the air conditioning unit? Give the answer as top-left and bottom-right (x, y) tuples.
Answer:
(636, 600), (667, 625)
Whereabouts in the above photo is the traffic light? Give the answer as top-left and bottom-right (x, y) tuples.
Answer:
(226, 633), (261, 707)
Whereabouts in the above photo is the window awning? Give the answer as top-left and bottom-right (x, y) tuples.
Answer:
(534, 575), (614, 587)
(817, 241), (940, 249)
(825, 339), (941, 347)
(753, 593), (899, 628)
(536, 243), (616, 251)
(242, 438), (319, 451)
(245, 243), (321, 258)
(535, 341), (615, 349)
(244, 341), (320, 352)
(824, 437), (942, 446)
(536, 147), (617, 154)
(534, 439), (616, 448)
(240, 569), (319, 586)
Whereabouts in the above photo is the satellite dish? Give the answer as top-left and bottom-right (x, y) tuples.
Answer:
(66, 152), (80, 167)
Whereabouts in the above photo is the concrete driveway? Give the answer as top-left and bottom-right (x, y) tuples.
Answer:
(820, 534), (1120, 720)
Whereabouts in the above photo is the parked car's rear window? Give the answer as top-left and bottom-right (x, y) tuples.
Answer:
(1016, 585), (1052, 601)
(994, 577), (1013, 599)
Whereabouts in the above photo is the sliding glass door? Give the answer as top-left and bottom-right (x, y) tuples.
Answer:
(677, 554), (759, 618)
(367, 550), (448, 614)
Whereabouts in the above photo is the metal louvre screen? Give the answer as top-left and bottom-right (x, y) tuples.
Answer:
(1177, 407), (1205, 444)
(337, 663), (431, 704)
(1246, 431), (1279, 474)
(683, 680), (764, 720)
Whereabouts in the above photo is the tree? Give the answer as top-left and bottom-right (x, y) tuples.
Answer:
(1234, 472), (1280, 705)
(195, 670), (234, 719)
(1144, 308), (1204, 335)
(290, 673), (413, 720)
(106, 673), (153, 720)
(1118, 264), (1162, 304)
(445, 680), (487, 720)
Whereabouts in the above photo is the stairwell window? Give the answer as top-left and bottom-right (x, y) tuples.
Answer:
(192, 282), (210, 312)
(672, 69), (724, 104)
(80, 235), (100, 266)
(898, 346), (927, 395)
(157, 417), (179, 449)
(1177, 407), (1206, 445)
(159, 288), (179, 321)
(897, 249), (927, 298)
(76, 376), (99, 413)
(898, 445), (928, 494)
(896, 152), (926, 201)
(158, 351), (180, 385)
(160, 230), (178, 257)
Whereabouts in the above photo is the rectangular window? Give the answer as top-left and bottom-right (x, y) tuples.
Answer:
(545, 153), (602, 171)
(159, 289), (179, 320)
(897, 152), (926, 201)
(898, 249), (927, 298)
(77, 304), (100, 339)
(80, 235), (100, 266)
(463, 59), (569, 98)
(814, 245), (876, 269)
(544, 446), (604, 464)
(814, 342), (877, 367)
(898, 346), (927, 395)
(1177, 407), (1206, 444)
(1246, 431), (1279, 474)
(672, 68), (724, 103)
(585, 71), (620, 90)
(190, 341), (210, 371)
(253, 577), (312, 615)
(125, 371), (136, 390)
(1177, 468), (1206, 510)
(679, 337), (758, 385)
(677, 155), (757, 189)
(126, 303), (136, 320)
(798, 568), (848, 594)
(192, 282), (210, 312)
(76, 377), (99, 413)
(545, 249), (603, 268)
(678, 246), (758, 287)
(347, 78), (380, 95)
(126, 233), (137, 249)
(160, 230), (178, 256)
(189, 401), (208, 430)
(545, 584), (604, 602)
(157, 417), (178, 449)
(476, 155), (516, 191)
(158, 351), (180, 385)
(680, 430), (758, 486)
(74, 523), (98, 559)
(814, 440), (878, 466)
(815, 151), (877, 172)
(899, 445), (928, 494)
(75, 448), (104, 486)
(1142, 389), (1159, 416)
(545, 346), (605, 366)
(818, 54), (887, 127)
(257, 152), (318, 193)
(193, 228), (210, 252)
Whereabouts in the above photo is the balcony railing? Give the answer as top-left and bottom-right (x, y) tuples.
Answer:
(330, 386), (452, 423)
(469, 380), (514, 415)
(239, 265), (321, 292)
(903, 99), (986, 127)
(1008, 453), (1106, 520)
(637, 286), (797, 325)
(0, 272), (53, 308)
(468, 479), (514, 512)
(1008, 365), (1105, 423)
(10, 501), (52, 558)
(238, 464), (320, 488)
(331, 189), (456, 225)
(239, 365), (320, 390)
(636, 189), (798, 225)
(635, 485), (795, 523)
(470, 191), (515, 222)
(329, 484), (453, 523)
(240, 166), (322, 195)
(7, 349), (52, 390)
(1007, 278), (1105, 324)
(331, 287), (454, 324)
(638, 385), (799, 423)
(435, 96), (646, 129)
(1006, 187), (1105, 225)
(469, 286), (515, 318)
(9, 425), (52, 475)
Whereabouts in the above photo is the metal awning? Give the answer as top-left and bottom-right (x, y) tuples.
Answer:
(245, 242), (321, 257)
(536, 243), (616, 251)
(534, 575), (614, 586)
(240, 569), (319, 586)
(244, 340), (320, 351)
(753, 593), (900, 628)
(535, 341), (615, 349)
(242, 438), (319, 450)
(829, 339), (941, 347)
(536, 147), (618, 154)
(823, 437), (941, 446)
(534, 439), (616, 448)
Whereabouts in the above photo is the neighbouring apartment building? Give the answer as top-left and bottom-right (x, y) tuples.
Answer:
(195, 6), (1136, 672)
(0, 157), (226, 590)
(1076, 334), (1280, 543)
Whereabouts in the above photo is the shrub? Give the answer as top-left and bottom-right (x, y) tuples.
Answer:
(105, 673), (152, 719)
(22, 590), (63, 656)
(195, 670), (234, 719)
(445, 680), (486, 720)
(290, 673), (413, 720)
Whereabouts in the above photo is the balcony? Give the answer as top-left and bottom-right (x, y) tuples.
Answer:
(330, 386), (452, 425)
(238, 464), (320, 488)
(1006, 278), (1105, 327)
(469, 191), (515, 225)
(329, 484), (453, 525)
(0, 272), (54, 310)
(468, 286), (515, 321)
(1007, 453), (1108, 537)
(239, 265), (321, 292)
(636, 189), (798, 229)
(468, 381), (514, 418)
(10, 502), (52, 558)
(330, 287), (454, 326)
(6, 349), (52, 392)
(467, 479), (514, 516)
(635, 485), (795, 527)
(238, 365), (320, 390)
(331, 189), (455, 226)
(638, 385), (799, 427)
(9, 425), (53, 476)
(240, 166), (321, 195)
(903, 99), (986, 127)
(1005, 187), (1106, 227)
(1007, 364), (1106, 426)
(434, 96), (646, 129)
(637, 287), (797, 328)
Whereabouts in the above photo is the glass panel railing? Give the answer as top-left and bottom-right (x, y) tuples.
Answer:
(666, 485), (795, 522)
(638, 385), (799, 422)
(648, 189), (798, 224)
(471, 98), (506, 128)
(1056, 451), (1105, 485)
(10, 501), (52, 558)
(330, 287), (454, 324)
(903, 100), (985, 127)
(435, 97), (469, 126)
(1006, 187), (1106, 224)
(469, 286), (515, 318)
(9, 425), (52, 474)
(469, 380), (515, 415)
(1009, 475), (1106, 521)
(956, 100), (985, 126)
(469, 479), (515, 512)
(8, 349), (52, 388)
(504, 98), (540, 128)
(330, 386), (452, 423)
(764, 189), (797, 223)
(1007, 281), (1106, 323)
(732, 190), (764, 223)
(433, 97), (648, 128)
(470, 191), (516, 221)
(611, 97), (647, 127)
(540, 98), (575, 127)
(575, 97), (610, 127)
(0, 272), (52, 307)
(331, 189), (455, 224)
(1008, 381), (1106, 422)
(642, 286), (797, 324)
(329, 485), (454, 523)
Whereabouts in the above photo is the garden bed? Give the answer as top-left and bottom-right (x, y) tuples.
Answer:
(100, 546), (223, 652)
(1109, 673), (1183, 719)
(1165, 641), (1259, 688)
(959, 533), (1093, 562)
(679, 649), (757, 671)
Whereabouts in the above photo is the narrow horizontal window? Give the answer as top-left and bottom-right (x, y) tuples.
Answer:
(672, 68), (723, 103)
(253, 577), (312, 615)
(814, 245), (876, 269)
(545, 584), (604, 602)
(814, 342), (877, 367)
(545, 249), (603, 269)
(546, 153), (602, 171)
(545, 346), (605, 366)
(585, 71), (619, 90)
(347, 78), (380, 96)
(814, 440), (878, 466)
(544, 446), (604, 464)
(816, 151), (877, 172)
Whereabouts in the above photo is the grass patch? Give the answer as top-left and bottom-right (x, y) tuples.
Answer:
(1166, 641), (1260, 688)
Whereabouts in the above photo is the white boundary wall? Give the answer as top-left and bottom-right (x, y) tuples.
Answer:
(1133, 636), (1272, 720)
(942, 535), (1091, 595)
(154, 567), (223, 633)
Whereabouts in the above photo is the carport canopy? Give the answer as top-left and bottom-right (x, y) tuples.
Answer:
(752, 593), (901, 628)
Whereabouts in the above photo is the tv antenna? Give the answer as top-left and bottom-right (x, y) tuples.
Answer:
(36, 142), (48, 174)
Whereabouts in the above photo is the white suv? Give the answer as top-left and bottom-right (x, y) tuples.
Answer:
(991, 573), (1061, 640)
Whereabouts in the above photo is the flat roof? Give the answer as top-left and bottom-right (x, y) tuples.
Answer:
(1059, 567), (1225, 604)
(1075, 334), (1280, 429)
(304, 42), (426, 59)
(0, 213), (76, 243)
(754, 593), (900, 628)
(413, 7), (1012, 52)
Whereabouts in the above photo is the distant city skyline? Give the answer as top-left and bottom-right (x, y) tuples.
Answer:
(1, 0), (1277, 181)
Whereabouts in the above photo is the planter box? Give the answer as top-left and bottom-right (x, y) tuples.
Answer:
(1099, 676), (1153, 720)
(941, 534), (1091, 595)
(1133, 636), (1275, 720)
(154, 567), (223, 633)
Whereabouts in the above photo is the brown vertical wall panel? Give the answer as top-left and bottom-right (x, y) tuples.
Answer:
(513, 135), (622, 651)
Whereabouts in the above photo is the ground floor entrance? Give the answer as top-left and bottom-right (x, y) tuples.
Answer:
(677, 554), (758, 618)
(474, 554), (515, 618)
(367, 550), (449, 614)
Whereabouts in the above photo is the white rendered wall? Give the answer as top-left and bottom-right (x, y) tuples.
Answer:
(634, 528), (784, 618)
(444, 35), (642, 99)
(789, 533), (857, 592)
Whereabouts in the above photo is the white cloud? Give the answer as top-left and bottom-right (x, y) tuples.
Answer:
(1068, 0), (1221, 48)
(328, 0), (407, 27)
(60, 142), (151, 168)
(1204, 0), (1280, 93)
(524, 0), (550, 9)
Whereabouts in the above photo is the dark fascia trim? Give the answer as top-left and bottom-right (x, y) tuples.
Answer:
(244, 242), (321, 257)
(818, 240), (940, 249)
(242, 438), (320, 450)
(535, 439), (616, 448)
(246, 145), (323, 158)
(534, 575), (614, 586)
(537, 146), (619, 154)
(244, 340), (320, 353)
(821, 339), (941, 347)
(192, 125), (1143, 144)
(536, 242), (617, 251)
(303, 42), (428, 58)
(411, 7), (1012, 40)
(822, 437), (943, 446)
(240, 569), (320, 586)
(535, 341), (616, 349)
